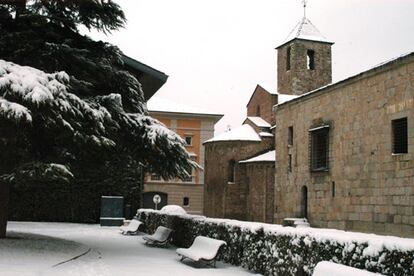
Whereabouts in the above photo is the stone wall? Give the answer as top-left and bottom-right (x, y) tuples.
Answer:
(277, 40), (332, 95)
(204, 139), (273, 219)
(246, 85), (278, 125)
(240, 162), (275, 223)
(274, 53), (414, 237)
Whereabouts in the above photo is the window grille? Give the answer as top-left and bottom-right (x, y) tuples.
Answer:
(392, 118), (408, 154)
(309, 125), (329, 171)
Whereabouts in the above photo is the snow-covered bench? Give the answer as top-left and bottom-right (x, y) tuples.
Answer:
(119, 219), (143, 235)
(142, 226), (173, 247)
(176, 236), (227, 268)
(313, 261), (383, 276)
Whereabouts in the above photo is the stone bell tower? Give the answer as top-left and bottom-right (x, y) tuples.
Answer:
(276, 15), (334, 96)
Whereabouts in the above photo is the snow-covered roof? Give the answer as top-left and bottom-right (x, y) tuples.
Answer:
(259, 132), (273, 137)
(239, 150), (275, 163)
(278, 93), (299, 104)
(147, 97), (223, 117)
(245, 116), (271, 128)
(204, 124), (261, 143)
(276, 17), (334, 49)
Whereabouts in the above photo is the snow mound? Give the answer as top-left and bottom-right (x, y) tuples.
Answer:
(160, 205), (187, 215)
(313, 261), (382, 276)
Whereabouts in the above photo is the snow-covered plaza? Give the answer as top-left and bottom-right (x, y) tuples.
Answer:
(0, 222), (257, 276)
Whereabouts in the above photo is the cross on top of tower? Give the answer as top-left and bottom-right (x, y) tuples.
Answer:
(302, 0), (308, 18)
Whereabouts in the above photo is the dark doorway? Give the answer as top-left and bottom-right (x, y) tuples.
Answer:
(300, 186), (308, 218)
(142, 192), (168, 210)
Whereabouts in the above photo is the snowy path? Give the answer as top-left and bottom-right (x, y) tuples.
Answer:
(2, 222), (259, 276)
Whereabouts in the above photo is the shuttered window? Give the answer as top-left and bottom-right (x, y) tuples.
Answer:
(309, 125), (329, 171)
(392, 118), (408, 154)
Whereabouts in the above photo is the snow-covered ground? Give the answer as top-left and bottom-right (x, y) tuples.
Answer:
(1, 222), (258, 276)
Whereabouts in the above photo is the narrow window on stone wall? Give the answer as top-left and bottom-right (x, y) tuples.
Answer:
(288, 153), (292, 173)
(183, 197), (190, 207)
(309, 125), (329, 171)
(228, 159), (236, 183)
(332, 181), (335, 197)
(392, 117), (408, 154)
(286, 46), (291, 71)
(288, 126), (293, 146)
(256, 105), (261, 117)
(307, 49), (315, 70)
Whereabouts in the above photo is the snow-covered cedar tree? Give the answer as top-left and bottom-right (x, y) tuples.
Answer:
(0, 0), (195, 237)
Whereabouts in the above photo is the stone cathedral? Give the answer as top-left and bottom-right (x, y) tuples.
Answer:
(203, 12), (414, 238)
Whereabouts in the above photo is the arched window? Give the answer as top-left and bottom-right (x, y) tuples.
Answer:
(228, 159), (236, 183)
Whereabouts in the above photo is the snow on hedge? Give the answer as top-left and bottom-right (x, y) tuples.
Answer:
(313, 261), (382, 276)
(137, 209), (414, 275)
(138, 209), (414, 254)
(160, 205), (187, 216)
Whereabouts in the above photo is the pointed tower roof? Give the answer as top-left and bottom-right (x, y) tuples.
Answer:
(276, 17), (334, 49)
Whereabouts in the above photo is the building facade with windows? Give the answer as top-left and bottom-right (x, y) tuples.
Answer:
(203, 13), (414, 238)
(143, 97), (223, 214)
(203, 85), (294, 222)
(274, 51), (414, 238)
(272, 16), (414, 237)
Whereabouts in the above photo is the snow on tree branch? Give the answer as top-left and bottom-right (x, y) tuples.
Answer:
(0, 97), (32, 123)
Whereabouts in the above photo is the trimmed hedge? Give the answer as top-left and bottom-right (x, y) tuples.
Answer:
(137, 210), (414, 276)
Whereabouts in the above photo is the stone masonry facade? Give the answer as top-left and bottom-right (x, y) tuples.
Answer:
(204, 138), (274, 220)
(246, 85), (278, 125)
(240, 162), (275, 223)
(274, 54), (414, 237)
(277, 40), (332, 96)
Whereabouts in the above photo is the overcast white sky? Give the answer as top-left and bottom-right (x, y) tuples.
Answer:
(86, 0), (414, 134)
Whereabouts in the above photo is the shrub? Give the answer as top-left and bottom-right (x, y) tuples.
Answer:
(137, 209), (414, 276)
